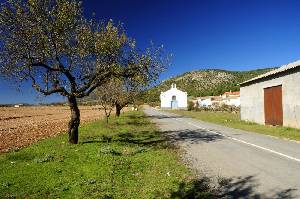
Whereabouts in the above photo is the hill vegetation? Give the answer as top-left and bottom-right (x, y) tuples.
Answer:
(142, 68), (274, 102)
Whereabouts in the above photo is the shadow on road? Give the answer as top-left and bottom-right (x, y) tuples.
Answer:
(163, 129), (224, 144)
(143, 112), (224, 144)
(158, 175), (297, 199)
(140, 114), (185, 120)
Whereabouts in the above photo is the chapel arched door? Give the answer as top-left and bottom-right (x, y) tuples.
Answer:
(171, 95), (178, 109)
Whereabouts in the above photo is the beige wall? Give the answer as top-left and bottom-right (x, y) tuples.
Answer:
(240, 70), (300, 128)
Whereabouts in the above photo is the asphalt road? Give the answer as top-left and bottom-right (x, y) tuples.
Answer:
(144, 108), (300, 199)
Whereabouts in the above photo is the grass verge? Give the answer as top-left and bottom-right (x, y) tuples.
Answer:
(167, 110), (300, 141)
(0, 111), (193, 199)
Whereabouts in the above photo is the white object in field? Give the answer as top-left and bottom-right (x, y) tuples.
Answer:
(14, 104), (23, 108)
(131, 107), (138, 111)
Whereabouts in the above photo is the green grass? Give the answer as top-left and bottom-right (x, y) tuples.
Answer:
(168, 110), (300, 141)
(0, 111), (192, 199)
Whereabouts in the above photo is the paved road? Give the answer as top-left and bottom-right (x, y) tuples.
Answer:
(144, 108), (300, 199)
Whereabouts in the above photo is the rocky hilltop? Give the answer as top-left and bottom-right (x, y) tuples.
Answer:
(143, 68), (274, 102)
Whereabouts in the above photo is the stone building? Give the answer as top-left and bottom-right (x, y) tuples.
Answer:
(240, 60), (300, 128)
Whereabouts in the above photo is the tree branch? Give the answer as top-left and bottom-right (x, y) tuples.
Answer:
(28, 73), (69, 96)
(32, 62), (60, 72)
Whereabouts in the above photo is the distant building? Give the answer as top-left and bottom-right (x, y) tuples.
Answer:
(197, 96), (223, 107)
(160, 84), (187, 109)
(14, 104), (23, 108)
(240, 60), (300, 128)
(222, 91), (240, 107)
(221, 91), (240, 99)
(198, 97), (213, 107)
(223, 96), (241, 107)
(197, 93), (240, 108)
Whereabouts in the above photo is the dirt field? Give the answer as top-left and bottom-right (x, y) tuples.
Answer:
(0, 105), (105, 153)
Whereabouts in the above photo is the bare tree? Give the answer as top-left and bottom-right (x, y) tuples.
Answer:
(0, 0), (168, 144)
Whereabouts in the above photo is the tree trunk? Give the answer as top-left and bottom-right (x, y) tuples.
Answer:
(68, 96), (80, 144)
(115, 103), (122, 117)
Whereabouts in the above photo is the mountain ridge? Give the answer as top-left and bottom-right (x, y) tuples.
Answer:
(142, 68), (275, 102)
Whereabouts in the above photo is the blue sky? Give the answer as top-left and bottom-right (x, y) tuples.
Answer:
(1, 0), (300, 104)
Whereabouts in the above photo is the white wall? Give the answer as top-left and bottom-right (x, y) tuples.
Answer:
(241, 70), (300, 128)
(224, 97), (240, 107)
(198, 98), (212, 107)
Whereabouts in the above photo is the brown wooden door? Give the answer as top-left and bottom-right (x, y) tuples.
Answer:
(264, 87), (273, 125)
(272, 86), (283, 125)
(264, 85), (283, 126)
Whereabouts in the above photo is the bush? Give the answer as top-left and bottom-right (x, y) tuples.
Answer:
(187, 101), (195, 111)
(200, 103), (240, 113)
(148, 102), (160, 107)
(194, 101), (200, 111)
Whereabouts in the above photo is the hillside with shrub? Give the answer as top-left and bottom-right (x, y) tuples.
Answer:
(142, 68), (274, 103)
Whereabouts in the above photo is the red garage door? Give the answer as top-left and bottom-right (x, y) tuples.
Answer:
(264, 85), (283, 126)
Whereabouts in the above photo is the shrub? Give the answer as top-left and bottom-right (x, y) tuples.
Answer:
(148, 102), (160, 107)
(194, 101), (200, 111)
(187, 101), (195, 111)
(201, 103), (240, 113)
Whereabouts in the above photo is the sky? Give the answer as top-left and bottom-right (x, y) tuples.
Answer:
(1, 0), (300, 104)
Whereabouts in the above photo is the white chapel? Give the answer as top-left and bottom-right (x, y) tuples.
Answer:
(160, 84), (187, 109)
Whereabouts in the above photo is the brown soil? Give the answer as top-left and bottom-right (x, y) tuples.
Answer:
(0, 105), (104, 153)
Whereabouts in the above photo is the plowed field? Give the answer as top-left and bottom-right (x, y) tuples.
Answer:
(0, 106), (104, 153)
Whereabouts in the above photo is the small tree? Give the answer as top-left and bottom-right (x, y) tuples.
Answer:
(114, 79), (141, 117)
(0, 0), (168, 144)
(187, 101), (195, 111)
(94, 80), (118, 123)
(113, 47), (169, 116)
(92, 78), (140, 120)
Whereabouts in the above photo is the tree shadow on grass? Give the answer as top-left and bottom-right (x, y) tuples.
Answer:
(128, 114), (184, 120)
(116, 131), (166, 146)
(85, 121), (225, 147)
(81, 128), (224, 148)
(81, 131), (168, 149)
(164, 175), (297, 199)
(81, 113), (171, 148)
(148, 115), (185, 120)
(82, 114), (199, 147)
(114, 119), (150, 126)
(5, 151), (36, 161)
(123, 114), (184, 126)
